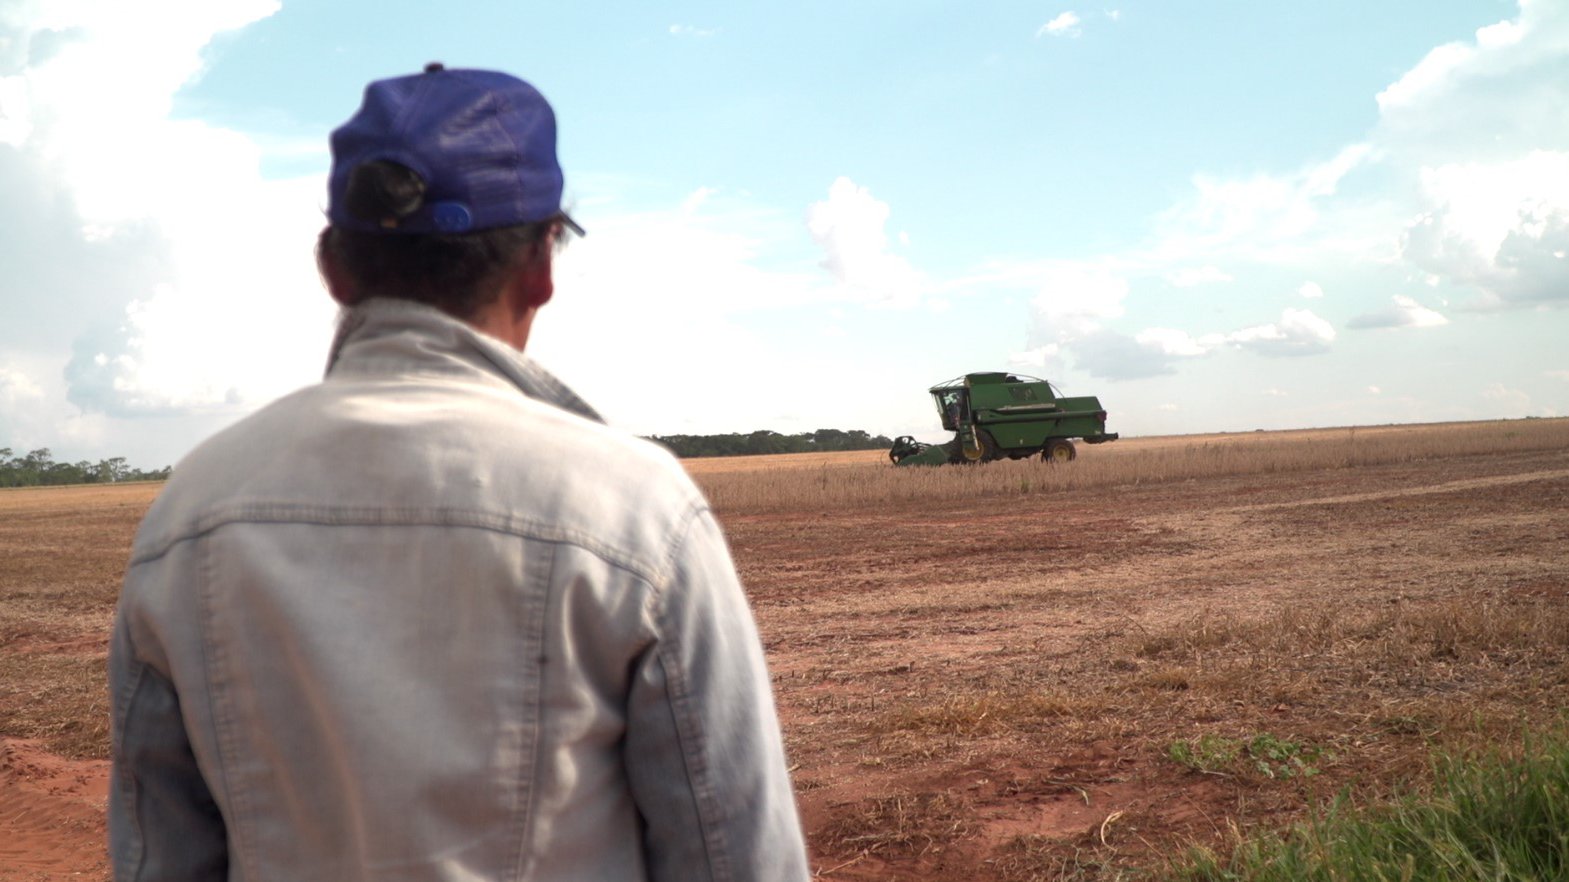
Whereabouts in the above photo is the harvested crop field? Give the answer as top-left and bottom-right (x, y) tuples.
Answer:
(3, 419), (1567, 880)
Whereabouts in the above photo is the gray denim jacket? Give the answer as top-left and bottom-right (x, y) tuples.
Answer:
(109, 299), (809, 881)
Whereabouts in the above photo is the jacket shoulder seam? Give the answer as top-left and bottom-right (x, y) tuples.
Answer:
(129, 503), (682, 585)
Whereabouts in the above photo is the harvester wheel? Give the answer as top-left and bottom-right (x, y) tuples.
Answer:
(1043, 439), (1077, 463)
(962, 430), (1000, 463)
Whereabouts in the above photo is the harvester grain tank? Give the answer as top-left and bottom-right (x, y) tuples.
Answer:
(888, 372), (1118, 465)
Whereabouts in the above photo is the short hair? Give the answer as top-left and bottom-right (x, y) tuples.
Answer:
(316, 160), (560, 319)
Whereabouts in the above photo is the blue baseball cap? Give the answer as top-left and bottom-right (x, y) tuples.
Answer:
(328, 64), (582, 236)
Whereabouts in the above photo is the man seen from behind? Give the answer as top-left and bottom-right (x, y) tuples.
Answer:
(108, 64), (810, 881)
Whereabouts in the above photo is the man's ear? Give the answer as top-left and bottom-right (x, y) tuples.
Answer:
(516, 237), (555, 309)
(317, 244), (358, 306)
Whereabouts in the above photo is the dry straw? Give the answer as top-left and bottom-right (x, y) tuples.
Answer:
(692, 419), (1569, 514)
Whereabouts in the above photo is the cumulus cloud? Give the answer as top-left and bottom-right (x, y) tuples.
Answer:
(1347, 295), (1450, 329)
(1037, 12), (1081, 38)
(533, 193), (856, 433)
(1056, 307), (1335, 380)
(1, 0), (333, 437)
(807, 177), (926, 307)
(549, 197), (817, 321)
(1298, 281), (1324, 299)
(1223, 308), (1336, 357)
(1152, 143), (1376, 262)
(1071, 328), (1179, 380)
(1401, 152), (1569, 308)
(983, 261), (1128, 336)
(1359, 0), (1569, 310)
(1135, 327), (1216, 357)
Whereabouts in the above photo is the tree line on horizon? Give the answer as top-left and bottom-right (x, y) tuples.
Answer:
(2, 428), (898, 485)
(0, 447), (172, 488)
(646, 428), (894, 459)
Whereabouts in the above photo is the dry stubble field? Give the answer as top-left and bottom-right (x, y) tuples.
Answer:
(2, 419), (1567, 880)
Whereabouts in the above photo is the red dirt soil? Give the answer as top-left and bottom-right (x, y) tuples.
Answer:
(0, 740), (109, 880)
(2, 434), (1566, 880)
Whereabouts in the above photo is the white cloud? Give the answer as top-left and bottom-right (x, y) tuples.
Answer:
(534, 193), (897, 434)
(1037, 12), (1082, 38)
(807, 177), (927, 307)
(1008, 345), (1062, 371)
(1222, 308), (1336, 357)
(1105, 10), (1122, 23)
(1263, 387), (1287, 397)
(976, 260), (1127, 335)
(1152, 143), (1376, 263)
(1401, 152), (1569, 308)
(1376, 14), (1526, 112)
(1165, 265), (1233, 287)
(1367, 386), (1382, 395)
(1135, 327), (1214, 357)
(1057, 307), (1334, 380)
(552, 203), (817, 318)
(0, 365), (43, 403)
(1348, 294), (1450, 329)
(1547, 369), (1569, 381)
(1298, 281), (1324, 299)
(1, 0), (334, 433)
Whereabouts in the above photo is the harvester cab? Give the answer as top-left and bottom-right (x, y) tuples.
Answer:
(889, 372), (1118, 466)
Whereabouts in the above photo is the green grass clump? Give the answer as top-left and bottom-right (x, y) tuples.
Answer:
(1170, 735), (1569, 881)
(1167, 733), (1328, 780)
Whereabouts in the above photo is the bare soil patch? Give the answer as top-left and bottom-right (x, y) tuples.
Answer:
(2, 424), (1566, 879)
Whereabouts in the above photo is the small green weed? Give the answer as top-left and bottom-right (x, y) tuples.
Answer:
(1167, 733), (1328, 779)
(1167, 734), (1241, 774)
(1245, 733), (1326, 779)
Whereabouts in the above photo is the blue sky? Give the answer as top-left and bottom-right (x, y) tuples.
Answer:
(1, 0), (1565, 467)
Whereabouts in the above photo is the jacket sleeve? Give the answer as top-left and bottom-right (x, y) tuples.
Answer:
(623, 506), (810, 882)
(108, 597), (229, 881)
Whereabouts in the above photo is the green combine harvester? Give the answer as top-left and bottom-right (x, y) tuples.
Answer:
(889, 372), (1118, 466)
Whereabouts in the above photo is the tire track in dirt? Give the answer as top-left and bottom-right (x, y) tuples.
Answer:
(1216, 468), (1569, 515)
(1084, 466), (1569, 626)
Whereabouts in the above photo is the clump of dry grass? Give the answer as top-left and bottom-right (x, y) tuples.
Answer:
(695, 418), (1569, 513)
(876, 691), (1088, 737)
(0, 653), (110, 759)
(991, 837), (1118, 882)
(818, 790), (973, 858)
(1121, 596), (1569, 755)
(1136, 598), (1569, 668)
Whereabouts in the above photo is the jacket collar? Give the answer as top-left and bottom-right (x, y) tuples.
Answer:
(325, 298), (603, 424)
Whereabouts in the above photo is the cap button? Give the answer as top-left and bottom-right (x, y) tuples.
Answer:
(431, 202), (473, 232)
(424, 62), (445, 73)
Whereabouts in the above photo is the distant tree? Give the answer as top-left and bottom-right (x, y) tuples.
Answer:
(0, 447), (170, 487)
(646, 429), (894, 459)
